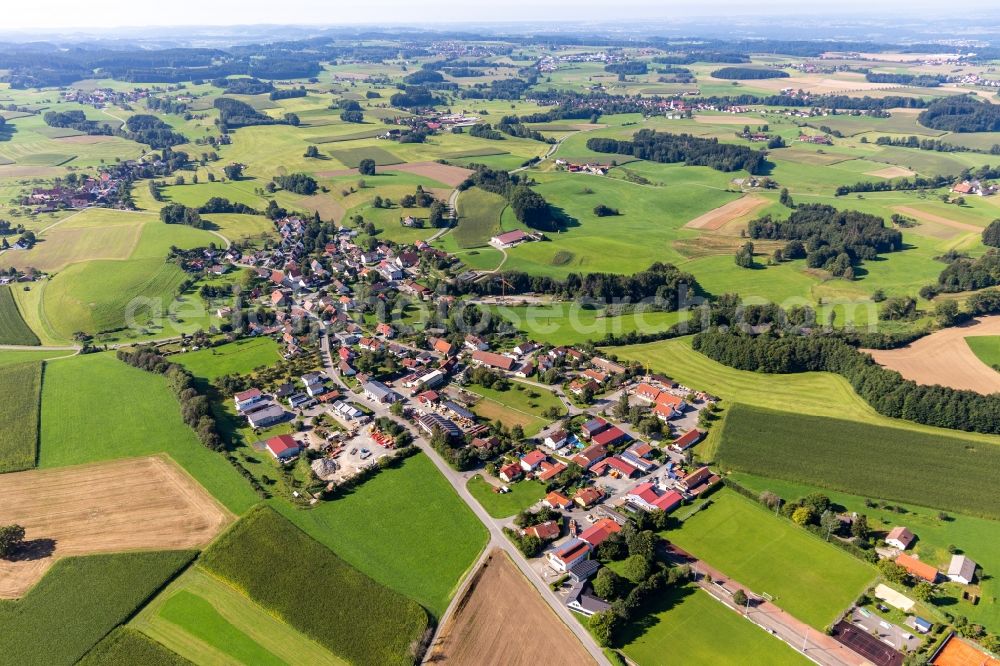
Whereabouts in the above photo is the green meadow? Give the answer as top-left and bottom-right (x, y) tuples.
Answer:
(467, 473), (547, 518)
(967, 336), (1000, 369)
(0, 285), (40, 345)
(173, 337), (281, 380)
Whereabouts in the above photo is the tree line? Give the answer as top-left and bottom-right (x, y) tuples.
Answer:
(458, 165), (555, 231)
(692, 329), (1000, 435)
(587, 130), (768, 174)
(711, 67), (789, 80)
(918, 96), (1000, 133)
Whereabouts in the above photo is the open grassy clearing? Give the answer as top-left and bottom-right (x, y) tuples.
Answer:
(0, 349), (71, 367)
(467, 474), (547, 518)
(132, 567), (344, 666)
(0, 210), (146, 272)
(606, 336), (1000, 446)
(328, 145), (403, 167)
(453, 186), (506, 248)
(0, 361), (42, 473)
(619, 584), (808, 665)
(39, 352), (259, 514)
(717, 403), (1000, 520)
(0, 285), (39, 345)
(79, 627), (191, 666)
(428, 549), (596, 665)
(201, 505), (429, 666)
(173, 337), (281, 380)
(967, 336), (1000, 369)
(666, 489), (875, 629)
(269, 454), (487, 618)
(465, 378), (566, 437)
(491, 303), (687, 346)
(0, 550), (195, 666)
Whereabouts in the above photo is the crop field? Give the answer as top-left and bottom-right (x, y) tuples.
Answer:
(173, 337), (281, 380)
(311, 128), (387, 143)
(0, 349), (71, 367)
(866, 315), (1000, 394)
(270, 454), (488, 618)
(683, 194), (770, 231)
(328, 145), (403, 167)
(606, 337), (1000, 447)
(732, 472), (1000, 633)
(387, 161), (473, 187)
(468, 474), (546, 518)
(0, 550), (195, 666)
(428, 549), (595, 665)
(0, 361), (42, 473)
(0, 286), (40, 345)
(667, 489), (875, 629)
(717, 403), (1000, 519)
(0, 455), (231, 598)
(39, 352), (259, 514)
(453, 186), (507, 248)
(132, 567), (345, 666)
(619, 585), (808, 665)
(200, 506), (429, 666)
(465, 379), (566, 436)
(79, 627), (190, 666)
(967, 335), (1000, 369)
(200, 212), (278, 243)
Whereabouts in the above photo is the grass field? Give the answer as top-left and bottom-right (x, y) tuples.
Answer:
(732, 472), (1000, 634)
(79, 627), (191, 666)
(467, 474), (546, 518)
(39, 353), (259, 514)
(618, 584), (809, 665)
(0, 286), (40, 345)
(966, 336), (1000, 369)
(0, 361), (42, 472)
(666, 489), (875, 629)
(328, 146), (403, 167)
(269, 454), (487, 618)
(173, 337), (280, 380)
(200, 505), (429, 666)
(133, 567), (344, 666)
(453, 186), (507, 248)
(465, 379), (566, 436)
(716, 403), (1000, 520)
(0, 550), (195, 666)
(492, 302), (686, 346)
(0, 349), (72, 367)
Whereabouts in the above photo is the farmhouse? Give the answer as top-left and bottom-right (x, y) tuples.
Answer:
(578, 518), (622, 547)
(573, 486), (604, 509)
(886, 526), (915, 550)
(265, 434), (301, 461)
(897, 553), (939, 583)
(520, 449), (547, 472)
(544, 430), (568, 449)
(947, 555), (976, 585)
(499, 462), (523, 483)
(470, 350), (515, 371)
(536, 460), (567, 481)
(545, 491), (574, 510)
(591, 426), (629, 448)
(591, 357), (626, 375)
(571, 443), (608, 470)
(523, 520), (561, 541)
(568, 378), (600, 396)
(676, 466), (719, 495)
(671, 429), (703, 451)
(234, 388), (265, 412)
(590, 456), (640, 479)
(547, 538), (592, 572)
(490, 229), (531, 249)
(566, 580), (611, 617)
(625, 482), (684, 513)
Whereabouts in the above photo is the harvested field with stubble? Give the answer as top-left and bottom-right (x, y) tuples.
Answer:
(865, 315), (1000, 394)
(683, 194), (769, 231)
(0, 455), (231, 598)
(388, 161), (474, 187)
(864, 165), (915, 178)
(892, 206), (982, 234)
(427, 549), (595, 666)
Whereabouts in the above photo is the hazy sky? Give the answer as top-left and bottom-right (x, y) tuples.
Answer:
(0, 0), (974, 31)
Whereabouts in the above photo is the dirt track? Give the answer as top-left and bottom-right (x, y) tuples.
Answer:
(865, 316), (1000, 394)
(0, 455), (231, 598)
(427, 549), (596, 665)
(684, 194), (769, 231)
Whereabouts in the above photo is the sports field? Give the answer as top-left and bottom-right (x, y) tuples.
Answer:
(173, 337), (281, 380)
(0, 361), (42, 473)
(39, 352), (259, 514)
(666, 489), (874, 629)
(716, 403), (1000, 520)
(618, 584), (808, 665)
(0, 455), (231, 598)
(0, 286), (40, 345)
(133, 567), (345, 666)
(269, 454), (488, 618)
(467, 474), (547, 518)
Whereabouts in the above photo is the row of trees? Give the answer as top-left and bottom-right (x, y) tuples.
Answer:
(692, 329), (1000, 434)
(711, 66), (789, 79)
(459, 165), (555, 231)
(587, 130), (767, 174)
(918, 96), (1000, 133)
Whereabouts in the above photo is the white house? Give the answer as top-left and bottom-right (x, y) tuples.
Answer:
(234, 388), (265, 412)
(947, 555), (976, 585)
(886, 526), (915, 550)
(546, 539), (592, 573)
